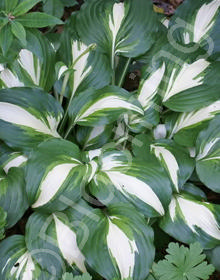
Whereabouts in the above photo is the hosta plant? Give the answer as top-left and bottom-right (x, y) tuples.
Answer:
(0, 0), (220, 279)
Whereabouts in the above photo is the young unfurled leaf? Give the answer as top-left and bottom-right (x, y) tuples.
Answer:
(153, 242), (215, 280)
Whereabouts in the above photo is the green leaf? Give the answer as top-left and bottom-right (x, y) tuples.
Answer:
(76, 124), (113, 150)
(206, 245), (220, 272)
(62, 273), (92, 280)
(153, 242), (215, 280)
(69, 86), (144, 127)
(160, 193), (220, 249)
(25, 138), (90, 212)
(4, 0), (18, 12)
(77, 203), (155, 280)
(43, 0), (64, 18)
(0, 24), (13, 55)
(11, 20), (26, 46)
(0, 87), (63, 151)
(16, 12), (63, 28)
(0, 161), (29, 228)
(13, 0), (42, 17)
(196, 116), (220, 193)
(62, 0), (77, 7)
(0, 206), (6, 240)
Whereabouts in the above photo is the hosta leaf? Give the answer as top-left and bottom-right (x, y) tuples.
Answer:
(0, 206), (6, 240)
(43, 0), (64, 19)
(153, 242), (215, 280)
(0, 30), (57, 91)
(76, 124), (113, 150)
(206, 245), (220, 272)
(76, 0), (159, 61)
(160, 193), (220, 249)
(181, 183), (207, 201)
(0, 87), (63, 151)
(25, 202), (92, 274)
(169, 0), (220, 57)
(69, 86), (144, 127)
(16, 12), (63, 28)
(89, 149), (172, 217)
(77, 204), (155, 280)
(57, 40), (112, 97)
(160, 47), (220, 111)
(132, 136), (194, 192)
(0, 235), (60, 279)
(62, 273), (92, 280)
(167, 101), (220, 146)
(25, 138), (93, 212)
(196, 117), (220, 193)
(138, 62), (165, 112)
(0, 152), (28, 228)
(150, 140), (194, 192)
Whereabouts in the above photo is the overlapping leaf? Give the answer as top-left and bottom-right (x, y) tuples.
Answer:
(0, 87), (63, 151)
(88, 148), (172, 217)
(169, 0), (220, 57)
(76, 0), (159, 63)
(166, 101), (220, 146)
(160, 193), (220, 249)
(77, 204), (155, 280)
(196, 116), (220, 193)
(25, 138), (94, 212)
(69, 86), (144, 127)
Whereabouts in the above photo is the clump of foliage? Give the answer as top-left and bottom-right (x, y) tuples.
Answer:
(0, 0), (220, 279)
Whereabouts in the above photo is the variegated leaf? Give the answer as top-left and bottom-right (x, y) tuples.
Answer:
(76, 0), (159, 63)
(77, 204), (155, 280)
(89, 149), (172, 217)
(0, 30), (56, 91)
(160, 193), (220, 249)
(150, 140), (194, 192)
(0, 87), (63, 151)
(0, 235), (62, 280)
(25, 201), (93, 274)
(161, 55), (220, 112)
(196, 117), (220, 193)
(0, 142), (28, 228)
(167, 101), (220, 146)
(76, 124), (113, 150)
(25, 138), (94, 212)
(169, 0), (220, 56)
(69, 86), (144, 127)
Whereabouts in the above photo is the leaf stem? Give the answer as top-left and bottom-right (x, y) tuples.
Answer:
(118, 57), (132, 87)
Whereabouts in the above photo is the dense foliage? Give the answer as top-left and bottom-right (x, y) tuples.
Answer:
(0, 0), (220, 279)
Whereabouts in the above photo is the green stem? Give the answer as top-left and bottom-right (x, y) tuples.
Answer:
(118, 57), (132, 87)
(64, 123), (74, 139)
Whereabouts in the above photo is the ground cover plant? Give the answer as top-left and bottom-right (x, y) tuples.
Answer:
(0, 0), (220, 279)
